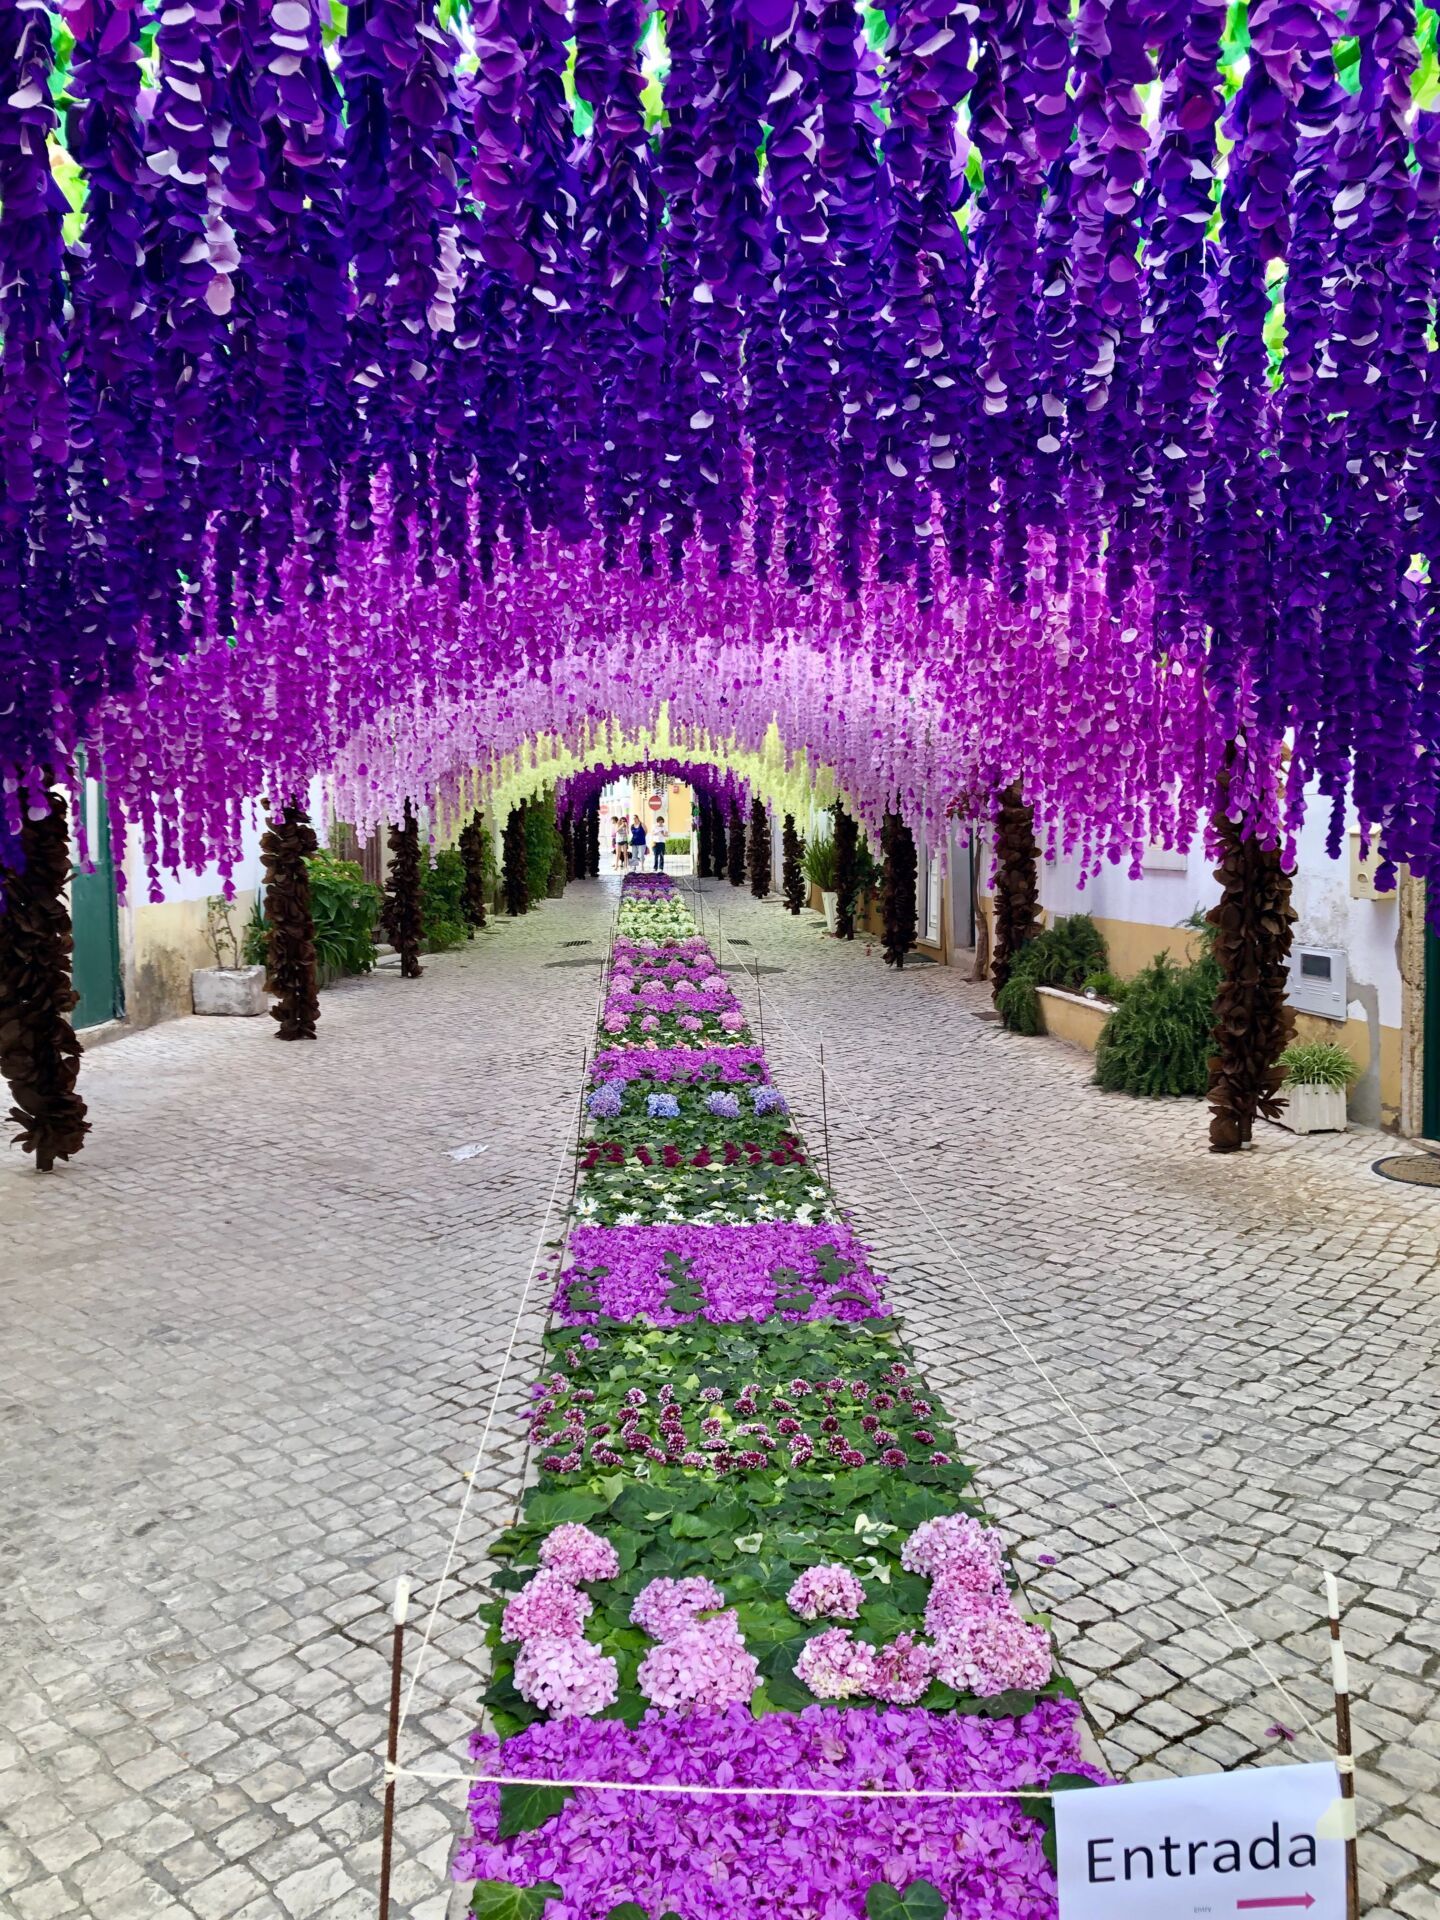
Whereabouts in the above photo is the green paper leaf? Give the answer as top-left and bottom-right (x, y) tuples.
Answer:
(470, 1878), (562, 1919)
(605, 1906), (649, 1920)
(865, 1881), (946, 1920)
(497, 1783), (573, 1839)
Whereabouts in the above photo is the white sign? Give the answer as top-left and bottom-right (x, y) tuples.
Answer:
(1056, 1762), (1348, 1920)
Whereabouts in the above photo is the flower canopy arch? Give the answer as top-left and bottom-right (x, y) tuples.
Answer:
(1, 0), (1437, 901)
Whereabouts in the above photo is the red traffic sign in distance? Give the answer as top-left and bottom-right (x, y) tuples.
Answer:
(648, 794), (662, 811)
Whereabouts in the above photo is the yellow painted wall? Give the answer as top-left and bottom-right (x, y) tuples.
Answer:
(125, 888), (260, 1028)
(1036, 987), (1111, 1052)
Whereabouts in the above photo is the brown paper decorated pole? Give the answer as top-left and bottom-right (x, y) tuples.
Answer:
(1324, 1571), (1360, 1920)
(377, 1576), (410, 1920)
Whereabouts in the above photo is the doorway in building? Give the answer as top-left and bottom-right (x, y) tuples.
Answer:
(70, 778), (123, 1029)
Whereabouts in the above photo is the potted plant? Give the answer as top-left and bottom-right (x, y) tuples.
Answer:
(192, 894), (268, 1015)
(803, 831), (840, 932)
(1276, 1039), (1357, 1134)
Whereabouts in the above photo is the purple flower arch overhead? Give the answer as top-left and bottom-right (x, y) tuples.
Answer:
(556, 762), (751, 823)
(2, 1), (1437, 904)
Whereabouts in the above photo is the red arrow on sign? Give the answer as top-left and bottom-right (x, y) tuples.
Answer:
(1236, 1898), (1315, 1912)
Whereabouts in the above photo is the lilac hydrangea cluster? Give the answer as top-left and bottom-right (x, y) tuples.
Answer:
(786, 1563), (865, 1623)
(502, 1527), (622, 1722)
(646, 1093), (681, 1119)
(586, 1082), (623, 1120)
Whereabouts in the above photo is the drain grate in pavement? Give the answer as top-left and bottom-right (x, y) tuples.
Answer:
(1373, 1154), (1440, 1187)
(560, 939), (594, 948)
(726, 938), (753, 946)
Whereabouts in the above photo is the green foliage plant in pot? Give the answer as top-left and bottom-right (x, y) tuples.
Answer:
(803, 830), (840, 930)
(1276, 1039), (1357, 1135)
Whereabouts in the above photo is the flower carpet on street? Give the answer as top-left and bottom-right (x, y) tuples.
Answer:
(460, 878), (1098, 1918)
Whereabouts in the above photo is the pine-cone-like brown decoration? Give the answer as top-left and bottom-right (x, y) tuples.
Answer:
(726, 803), (746, 886)
(262, 799), (322, 1038)
(383, 801), (425, 978)
(503, 802), (530, 915)
(881, 810), (918, 969)
(1207, 810), (1296, 1153)
(990, 784), (1040, 997)
(697, 802), (713, 878)
(459, 810), (488, 932)
(748, 798), (771, 898)
(0, 787), (90, 1170)
(586, 800), (600, 876)
(782, 813), (806, 914)
(833, 804), (860, 939)
(561, 813), (575, 881)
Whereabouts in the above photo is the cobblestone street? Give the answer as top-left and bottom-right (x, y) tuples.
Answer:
(3, 876), (1439, 1919)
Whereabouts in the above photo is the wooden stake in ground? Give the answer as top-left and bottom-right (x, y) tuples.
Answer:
(819, 1038), (831, 1185)
(377, 1576), (410, 1920)
(382, 801), (425, 979)
(262, 799), (322, 1039)
(0, 784), (90, 1169)
(1322, 1571), (1361, 1920)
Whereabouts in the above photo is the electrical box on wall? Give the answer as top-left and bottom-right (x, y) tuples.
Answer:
(1288, 945), (1348, 1021)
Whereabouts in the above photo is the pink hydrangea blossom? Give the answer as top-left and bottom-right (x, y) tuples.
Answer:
(636, 1614), (760, 1712)
(786, 1563), (865, 1624)
(512, 1634), (620, 1719)
(796, 1628), (878, 1700)
(631, 1576), (727, 1641)
(931, 1601), (1053, 1697)
(501, 1570), (591, 1645)
(871, 1632), (935, 1706)
(901, 1512), (1005, 1589)
(538, 1522), (619, 1584)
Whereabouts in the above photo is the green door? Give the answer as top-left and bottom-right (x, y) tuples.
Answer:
(70, 780), (122, 1028)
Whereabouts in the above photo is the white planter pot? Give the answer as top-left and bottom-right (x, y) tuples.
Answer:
(192, 965), (268, 1017)
(821, 889), (839, 934)
(1278, 1080), (1348, 1135)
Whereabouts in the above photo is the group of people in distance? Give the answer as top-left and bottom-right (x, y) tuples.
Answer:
(611, 813), (669, 873)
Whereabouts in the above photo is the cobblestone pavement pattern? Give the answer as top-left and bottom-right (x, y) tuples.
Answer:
(2, 876), (1438, 1919)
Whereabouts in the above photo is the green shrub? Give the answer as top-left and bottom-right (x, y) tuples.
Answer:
(1279, 1040), (1359, 1088)
(995, 914), (1109, 1033)
(420, 846), (469, 952)
(995, 971), (1046, 1035)
(1035, 913), (1107, 990)
(309, 850), (383, 975)
(663, 833), (690, 854)
(803, 832), (838, 890)
(242, 896), (267, 968)
(1082, 969), (1130, 1004)
(1094, 949), (1221, 1097)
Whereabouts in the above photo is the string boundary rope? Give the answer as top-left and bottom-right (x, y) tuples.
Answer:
(693, 878), (1334, 1760)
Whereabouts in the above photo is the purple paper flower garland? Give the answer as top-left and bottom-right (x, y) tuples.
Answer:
(459, 882), (1097, 1915)
(2, 4), (1439, 913)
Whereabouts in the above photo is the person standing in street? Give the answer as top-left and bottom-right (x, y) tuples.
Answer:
(652, 817), (668, 872)
(629, 817), (648, 871)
